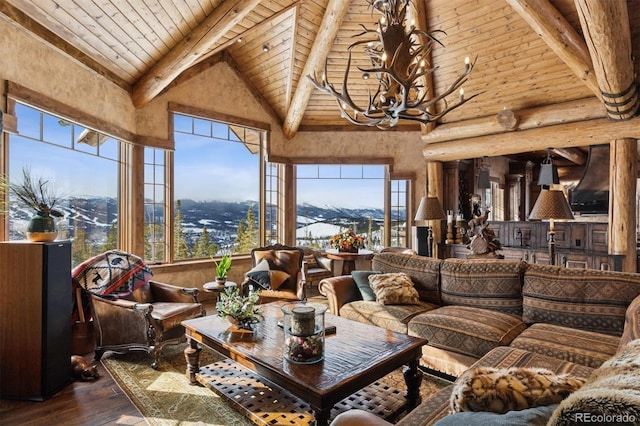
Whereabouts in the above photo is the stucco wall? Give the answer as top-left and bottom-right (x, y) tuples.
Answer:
(0, 19), (135, 133)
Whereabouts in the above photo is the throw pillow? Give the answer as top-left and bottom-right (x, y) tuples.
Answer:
(368, 272), (420, 305)
(246, 259), (271, 290)
(434, 404), (559, 426)
(352, 270), (381, 301)
(269, 270), (290, 290)
(450, 366), (586, 414)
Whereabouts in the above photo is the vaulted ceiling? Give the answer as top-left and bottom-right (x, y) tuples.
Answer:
(1, 0), (639, 159)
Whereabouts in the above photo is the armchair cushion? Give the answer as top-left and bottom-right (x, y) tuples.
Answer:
(73, 250), (152, 298)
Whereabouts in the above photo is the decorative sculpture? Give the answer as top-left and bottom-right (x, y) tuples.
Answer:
(466, 209), (502, 257)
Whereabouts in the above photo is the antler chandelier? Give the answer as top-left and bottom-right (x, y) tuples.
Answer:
(309, 0), (479, 129)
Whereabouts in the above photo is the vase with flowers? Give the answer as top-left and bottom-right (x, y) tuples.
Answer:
(329, 230), (366, 253)
(9, 168), (63, 242)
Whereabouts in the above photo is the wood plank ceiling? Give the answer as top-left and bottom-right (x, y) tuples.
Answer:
(1, 0), (639, 162)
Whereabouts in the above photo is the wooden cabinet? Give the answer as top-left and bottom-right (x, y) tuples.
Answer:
(0, 241), (72, 400)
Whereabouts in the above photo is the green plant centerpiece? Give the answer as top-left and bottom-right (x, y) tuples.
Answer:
(9, 168), (63, 242)
(211, 254), (232, 284)
(216, 286), (262, 330)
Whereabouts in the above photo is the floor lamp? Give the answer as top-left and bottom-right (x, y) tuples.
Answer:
(529, 189), (574, 265)
(415, 196), (446, 258)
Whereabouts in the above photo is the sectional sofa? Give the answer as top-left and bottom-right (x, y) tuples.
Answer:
(319, 252), (640, 425)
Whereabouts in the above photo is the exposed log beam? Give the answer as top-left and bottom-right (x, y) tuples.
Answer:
(574, 0), (639, 120)
(551, 147), (587, 165)
(421, 97), (605, 143)
(423, 116), (640, 162)
(506, 0), (601, 100)
(282, 0), (351, 140)
(132, 0), (261, 108)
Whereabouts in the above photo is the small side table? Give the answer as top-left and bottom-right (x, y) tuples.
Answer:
(203, 281), (237, 293)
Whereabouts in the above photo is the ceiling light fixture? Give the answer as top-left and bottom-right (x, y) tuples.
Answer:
(308, 0), (480, 129)
(262, 44), (269, 52)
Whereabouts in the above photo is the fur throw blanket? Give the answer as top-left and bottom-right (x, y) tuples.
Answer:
(548, 339), (640, 425)
(450, 366), (586, 414)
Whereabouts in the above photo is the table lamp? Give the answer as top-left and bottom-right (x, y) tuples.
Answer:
(414, 196), (446, 257)
(529, 188), (574, 265)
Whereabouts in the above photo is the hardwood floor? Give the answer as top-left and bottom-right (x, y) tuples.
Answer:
(0, 353), (145, 426)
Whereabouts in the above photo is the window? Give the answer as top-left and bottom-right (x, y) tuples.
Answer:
(296, 164), (386, 249)
(144, 147), (167, 262)
(172, 112), (269, 260)
(8, 102), (120, 266)
(389, 179), (409, 247)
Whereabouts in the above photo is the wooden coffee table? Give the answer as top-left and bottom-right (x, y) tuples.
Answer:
(182, 301), (427, 425)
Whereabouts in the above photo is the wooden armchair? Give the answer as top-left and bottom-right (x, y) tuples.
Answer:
(240, 244), (306, 303)
(72, 250), (205, 369)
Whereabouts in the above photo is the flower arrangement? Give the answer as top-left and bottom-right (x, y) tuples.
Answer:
(329, 230), (365, 252)
(216, 286), (262, 330)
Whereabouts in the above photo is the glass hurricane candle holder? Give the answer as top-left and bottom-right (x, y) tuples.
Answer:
(281, 302), (327, 364)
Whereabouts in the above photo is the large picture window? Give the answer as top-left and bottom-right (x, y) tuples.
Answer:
(296, 164), (386, 250)
(172, 112), (269, 260)
(8, 102), (120, 266)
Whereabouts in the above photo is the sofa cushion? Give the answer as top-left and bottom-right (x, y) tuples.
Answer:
(439, 259), (526, 317)
(523, 263), (640, 336)
(351, 270), (380, 301)
(510, 323), (620, 369)
(408, 306), (526, 359)
(548, 339), (640, 425)
(372, 252), (442, 304)
(369, 272), (420, 305)
(340, 300), (438, 334)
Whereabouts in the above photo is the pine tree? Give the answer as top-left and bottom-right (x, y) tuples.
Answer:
(174, 200), (189, 259)
(194, 226), (219, 257)
(101, 223), (118, 252)
(235, 204), (258, 253)
(145, 223), (164, 262)
(367, 215), (373, 249)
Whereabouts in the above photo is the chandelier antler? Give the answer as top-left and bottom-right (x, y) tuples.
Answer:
(308, 0), (480, 129)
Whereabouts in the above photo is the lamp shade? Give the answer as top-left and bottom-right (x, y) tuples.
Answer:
(415, 196), (446, 222)
(529, 189), (574, 221)
(477, 169), (491, 189)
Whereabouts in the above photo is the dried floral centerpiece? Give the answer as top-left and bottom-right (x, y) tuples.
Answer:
(9, 168), (63, 242)
(329, 230), (365, 253)
(216, 286), (262, 330)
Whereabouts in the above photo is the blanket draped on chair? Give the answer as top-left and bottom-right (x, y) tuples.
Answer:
(71, 250), (153, 323)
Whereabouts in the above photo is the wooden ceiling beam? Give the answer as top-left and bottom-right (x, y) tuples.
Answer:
(131, 0), (261, 108)
(423, 117), (640, 162)
(505, 0), (601, 100)
(551, 147), (587, 165)
(574, 0), (639, 120)
(421, 97), (605, 143)
(282, 0), (351, 140)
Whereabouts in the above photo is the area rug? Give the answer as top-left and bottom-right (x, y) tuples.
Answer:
(101, 344), (450, 425)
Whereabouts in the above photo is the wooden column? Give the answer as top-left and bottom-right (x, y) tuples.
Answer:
(525, 161), (534, 220)
(427, 162), (444, 257)
(609, 138), (637, 272)
(575, 0), (639, 120)
(282, 164), (297, 246)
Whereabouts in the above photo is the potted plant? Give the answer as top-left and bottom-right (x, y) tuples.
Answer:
(9, 168), (63, 242)
(211, 254), (232, 284)
(216, 286), (262, 330)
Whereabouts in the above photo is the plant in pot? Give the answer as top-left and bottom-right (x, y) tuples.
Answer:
(211, 254), (232, 284)
(9, 168), (63, 242)
(216, 286), (262, 330)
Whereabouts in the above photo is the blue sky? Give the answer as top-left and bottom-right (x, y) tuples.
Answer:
(10, 106), (385, 210)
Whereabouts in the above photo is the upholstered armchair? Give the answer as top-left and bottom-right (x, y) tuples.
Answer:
(240, 244), (306, 303)
(72, 250), (205, 369)
(300, 246), (334, 296)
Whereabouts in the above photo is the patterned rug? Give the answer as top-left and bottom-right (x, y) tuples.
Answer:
(101, 343), (451, 425)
